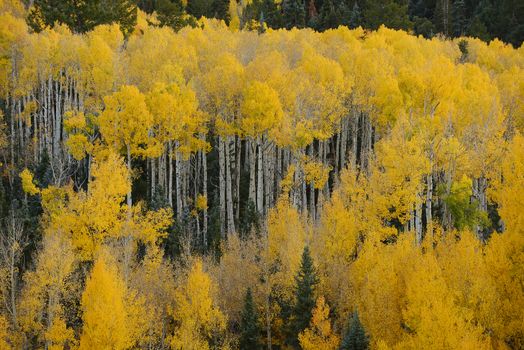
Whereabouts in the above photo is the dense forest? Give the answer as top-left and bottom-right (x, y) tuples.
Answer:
(0, 0), (523, 349)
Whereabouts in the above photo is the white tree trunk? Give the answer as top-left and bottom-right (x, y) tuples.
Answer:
(249, 139), (256, 208)
(225, 136), (236, 235)
(425, 172), (433, 235)
(126, 144), (132, 208)
(257, 137), (264, 214)
(219, 136), (226, 238)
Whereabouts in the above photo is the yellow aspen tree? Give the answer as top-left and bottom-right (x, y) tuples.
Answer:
(197, 52), (244, 237)
(496, 66), (524, 135)
(98, 84), (154, 207)
(210, 234), (263, 324)
(312, 171), (363, 320)
(40, 152), (129, 259)
(146, 82), (209, 215)
(484, 134), (524, 347)
(171, 259), (226, 350)
(78, 24), (123, 112)
(298, 296), (340, 350)
(350, 235), (421, 346)
(0, 314), (12, 350)
(129, 246), (176, 348)
(399, 253), (490, 350)
(38, 151), (170, 261)
(63, 111), (95, 161)
(228, 0), (241, 31)
(435, 231), (496, 344)
(257, 197), (309, 347)
(371, 116), (430, 242)
(18, 232), (76, 348)
(240, 80), (284, 214)
(19, 168), (40, 195)
(79, 252), (140, 350)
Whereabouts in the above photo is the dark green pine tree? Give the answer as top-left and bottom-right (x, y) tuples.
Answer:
(340, 310), (369, 350)
(363, 0), (413, 31)
(451, 0), (467, 37)
(186, 0), (215, 19)
(28, 0), (137, 35)
(282, 0), (306, 29)
(239, 288), (261, 350)
(210, 0), (230, 22)
(288, 246), (319, 347)
(409, 0), (428, 19)
(156, 0), (198, 32)
(260, 0), (284, 28)
(348, 1), (362, 28)
(318, 0), (339, 30)
(467, 16), (490, 42)
(433, 0), (452, 36)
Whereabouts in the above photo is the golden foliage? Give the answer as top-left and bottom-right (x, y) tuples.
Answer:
(299, 296), (340, 350)
(19, 168), (40, 195)
(79, 252), (141, 350)
(171, 259), (226, 350)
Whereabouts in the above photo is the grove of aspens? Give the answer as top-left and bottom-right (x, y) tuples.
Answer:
(0, 0), (523, 349)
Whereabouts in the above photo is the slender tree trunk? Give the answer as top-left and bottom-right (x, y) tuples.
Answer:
(175, 146), (183, 221)
(257, 137), (264, 214)
(126, 144), (132, 207)
(350, 109), (358, 168)
(415, 198), (423, 244)
(225, 136), (236, 234)
(202, 148), (208, 248)
(219, 136), (226, 238)
(263, 139), (272, 215)
(275, 147), (282, 194)
(235, 136), (241, 222)
(151, 158), (156, 199)
(308, 145), (315, 219)
(473, 176), (488, 240)
(249, 139), (256, 207)
(169, 143), (174, 208)
(425, 172), (433, 235)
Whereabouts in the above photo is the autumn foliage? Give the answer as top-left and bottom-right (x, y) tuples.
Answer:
(0, 2), (523, 350)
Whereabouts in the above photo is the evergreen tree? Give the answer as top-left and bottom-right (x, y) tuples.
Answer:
(156, 0), (198, 32)
(409, 0), (428, 18)
(261, 0), (284, 28)
(282, 0), (306, 29)
(318, 0), (338, 30)
(288, 246), (319, 347)
(363, 0), (412, 31)
(239, 288), (261, 350)
(307, 0), (320, 28)
(187, 0), (215, 19)
(340, 310), (369, 350)
(474, 0), (494, 32)
(451, 0), (467, 36)
(467, 16), (490, 42)
(348, 1), (362, 28)
(433, 0), (452, 36)
(28, 0), (137, 35)
(210, 0), (230, 21)
(458, 39), (469, 63)
(413, 15), (435, 38)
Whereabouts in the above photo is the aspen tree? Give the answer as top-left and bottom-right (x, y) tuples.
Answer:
(298, 296), (339, 350)
(98, 85), (153, 207)
(171, 259), (226, 350)
(241, 80), (283, 214)
(198, 53), (244, 237)
(79, 252), (140, 350)
(18, 232), (76, 350)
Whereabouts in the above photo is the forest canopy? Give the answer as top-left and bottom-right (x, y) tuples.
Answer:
(0, 0), (523, 349)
